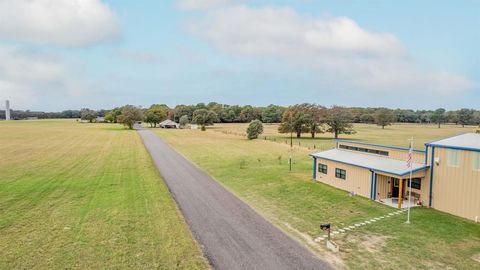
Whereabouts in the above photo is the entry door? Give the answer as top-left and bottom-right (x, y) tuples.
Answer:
(392, 178), (400, 197)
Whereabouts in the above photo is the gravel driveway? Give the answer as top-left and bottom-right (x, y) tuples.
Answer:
(137, 127), (332, 270)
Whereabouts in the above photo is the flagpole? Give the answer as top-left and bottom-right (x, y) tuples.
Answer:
(406, 137), (413, 224)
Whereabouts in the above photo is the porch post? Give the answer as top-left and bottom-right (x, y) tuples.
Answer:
(389, 178), (393, 196)
(397, 179), (404, 209)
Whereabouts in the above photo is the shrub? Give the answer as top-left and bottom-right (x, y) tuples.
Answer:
(246, 120), (264, 140)
(179, 115), (189, 129)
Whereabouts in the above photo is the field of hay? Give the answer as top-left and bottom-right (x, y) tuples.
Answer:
(211, 122), (477, 151)
(0, 120), (207, 269)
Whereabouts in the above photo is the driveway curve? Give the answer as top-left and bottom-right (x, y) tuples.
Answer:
(137, 127), (332, 270)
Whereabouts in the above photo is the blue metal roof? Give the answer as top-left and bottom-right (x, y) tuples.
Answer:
(311, 149), (430, 177)
(425, 133), (480, 152)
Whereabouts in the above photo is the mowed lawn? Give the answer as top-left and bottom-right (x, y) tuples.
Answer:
(211, 123), (478, 151)
(0, 120), (207, 269)
(154, 126), (480, 270)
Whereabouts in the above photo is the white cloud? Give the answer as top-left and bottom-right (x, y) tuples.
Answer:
(0, 44), (91, 109)
(177, 0), (242, 11)
(185, 5), (473, 97)
(0, 0), (120, 46)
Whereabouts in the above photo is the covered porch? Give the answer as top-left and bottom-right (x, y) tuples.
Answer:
(373, 171), (428, 209)
(379, 197), (420, 209)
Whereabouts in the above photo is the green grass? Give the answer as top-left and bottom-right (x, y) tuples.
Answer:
(0, 120), (208, 269)
(211, 123), (478, 151)
(154, 127), (480, 269)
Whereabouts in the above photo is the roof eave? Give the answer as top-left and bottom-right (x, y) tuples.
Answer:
(424, 143), (480, 152)
(313, 154), (430, 177)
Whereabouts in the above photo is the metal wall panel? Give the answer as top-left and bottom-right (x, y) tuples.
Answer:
(431, 147), (480, 221)
(315, 158), (371, 198)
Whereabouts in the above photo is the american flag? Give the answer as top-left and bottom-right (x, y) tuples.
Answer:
(406, 142), (413, 168)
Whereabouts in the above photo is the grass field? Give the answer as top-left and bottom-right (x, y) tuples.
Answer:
(154, 125), (480, 269)
(0, 120), (207, 269)
(211, 123), (478, 151)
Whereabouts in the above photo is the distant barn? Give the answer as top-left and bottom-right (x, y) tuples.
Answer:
(160, 119), (179, 129)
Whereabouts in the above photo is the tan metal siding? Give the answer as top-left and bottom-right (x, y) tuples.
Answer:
(375, 174), (390, 199)
(431, 147), (480, 221)
(316, 158), (372, 198)
(338, 142), (425, 163)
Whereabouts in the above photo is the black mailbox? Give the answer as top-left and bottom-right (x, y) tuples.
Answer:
(320, 223), (331, 230)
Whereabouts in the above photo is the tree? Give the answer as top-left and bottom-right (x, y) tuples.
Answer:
(278, 104), (310, 138)
(207, 102), (225, 122)
(144, 108), (167, 128)
(458, 108), (474, 127)
(179, 115), (190, 128)
(105, 107), (123, 123)
(239, 105), (260, 123)
(80, 108), (97, 123)
(144, 111), (156, 128)
(192, 109), (217, 131)
(104, 112), (115, 123)
(430, 108), (446, 128)
(173, 105), (195, 122)
(261, 104), (285, 123)
(223, 109), (237, 123)
(447, 111), (459, 125)
(117, 105), (143, 129)
(375, 108), (394, 129)
(246, 120), (263, 140)
(360, 113), (375, 124)
(305, 104), (326, 138)
(325, 106), (356, 139)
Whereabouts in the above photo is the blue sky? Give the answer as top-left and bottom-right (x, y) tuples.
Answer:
(0, 0), (478, 111)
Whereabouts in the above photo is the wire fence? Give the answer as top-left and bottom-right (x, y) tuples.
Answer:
(213, 130), (332, 152)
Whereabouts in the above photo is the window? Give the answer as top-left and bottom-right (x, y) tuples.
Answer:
(407, 178), (422, 190)
(393, 178), (399, 187)
(339, 144), (389, 156)
(473, 152), (480, 171)
(318, 163), (328, 174)
(335, 168), (346, 180)
(447, 149), (460, 167)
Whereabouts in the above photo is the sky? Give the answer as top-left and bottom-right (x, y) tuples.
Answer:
(0, 0), (478, 111)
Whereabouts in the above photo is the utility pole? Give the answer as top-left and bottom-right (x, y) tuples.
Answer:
(289, 131), (292, 172)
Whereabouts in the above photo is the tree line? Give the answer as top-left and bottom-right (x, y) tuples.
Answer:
(3, 103), (479, 132)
